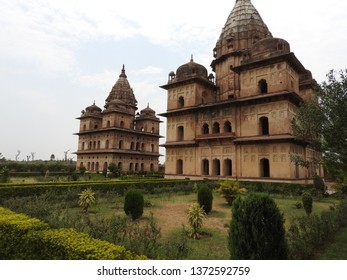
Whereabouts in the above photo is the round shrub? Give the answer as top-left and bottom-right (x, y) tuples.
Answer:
(124, 189), (144, 220)
(313, 175), (325, 195)
(229, 193), (288, 260)
(197, 185), (213, 214)
(302, 192), (313, 215)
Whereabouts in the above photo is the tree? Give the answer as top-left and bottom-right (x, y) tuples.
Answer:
(197, 185), (213, 214)
(187, 203), (206, 239)
(78, 188), (96, 213)
(124, 189), (144, 220)
(217, 180), (247, 206)
(229, 193), (288, 260)
(108, 163), (120, 178)
(292, 69), (347, 181)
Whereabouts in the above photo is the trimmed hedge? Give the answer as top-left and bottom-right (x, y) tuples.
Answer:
(0, 207), (146, 260)
(0, 179), (197, 202)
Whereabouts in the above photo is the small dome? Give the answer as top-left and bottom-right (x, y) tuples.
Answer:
(140, 104), (156, 116)
(175, 57), (208, 80)
(250, 38), (290, 59)
(85, 102), (102, 113)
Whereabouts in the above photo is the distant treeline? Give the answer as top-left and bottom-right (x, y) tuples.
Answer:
(0, 160), (76, 174)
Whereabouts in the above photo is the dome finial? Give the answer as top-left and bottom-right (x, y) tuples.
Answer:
(119, 64), (127, 78)
(190, 54), (194, 62)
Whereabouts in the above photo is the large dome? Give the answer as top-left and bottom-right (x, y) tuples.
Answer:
(105, 65), (137, 109)
(175, 57), (208, 80)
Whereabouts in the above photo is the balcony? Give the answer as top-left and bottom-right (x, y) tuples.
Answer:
(195, 132), (236, 141)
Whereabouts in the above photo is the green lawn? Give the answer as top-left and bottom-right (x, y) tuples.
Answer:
(319, 227), (347, 259)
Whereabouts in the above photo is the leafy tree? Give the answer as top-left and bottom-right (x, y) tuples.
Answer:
(197, 185), (213, 214)
(187, 203), (206, 239)
(292, 69), (347, 181)
(229, 193), (288, 259)
(1, 167), (9, 183)
(78, 188), (96, 213)
(124, 189), (144, 220)
(313, 174), (326, 195)
(217, 180), (247, 206)
(302, 192), (313, 216)
(108, 163), (120, 178)
(79, 165), (86, 176)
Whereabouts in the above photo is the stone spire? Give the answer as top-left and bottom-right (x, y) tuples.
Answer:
(214, 0), (272, 57)
(105, 65), (137, 109)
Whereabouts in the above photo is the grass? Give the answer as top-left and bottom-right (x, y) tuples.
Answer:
(319, 226), (347, 259)
(0, 188), (341, 260)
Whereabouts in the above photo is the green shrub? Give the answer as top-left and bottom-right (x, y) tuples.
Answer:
(217, 180), (247, 206)
(0, 207), (146, 260)
(197, 185), (213, 214)
(187, 203), (206, 239)
(302, 192), (313, 215)
(124, 189), (144, 220)
(313, 175), (326, 194)
(229, 193), (288, 260)
(287, 199), (347, 259)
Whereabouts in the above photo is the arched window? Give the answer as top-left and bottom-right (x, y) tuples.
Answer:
(136, 142), (140, 151)
(130, 142), (135, 150)
(135, 163), (139, 172)
(87, 162), (91, 171)
(260, 158), (270, 177)
(150, 164), (154, 172)
(177, 126), (184, 141)
(259, 79), (268, 94)
(224, 121), (232, 133)
(202, 159), (209, 175)
(224, 159), (232, 176)
(120, 121), (125, 128)
(81, 142), (85, 150)
(105, 140), (109, 149)
(89, 141), (92, 150)
(212, 159), (221, 176)
(97, 141), (101, 149)
(178, 96), (184, 108)
(95, 162), (99, 172)
(103, 162), (108, 172)
(119, 140), (123, 149)
(150, 144), (155, 152)
(141, 143), (145, 151)
(176, 159), (183, 175)
(106, 120), (111, 128)
(141, 163), (144, 172)
(212, 122), (220, 134)
(202, 123), (209, 134)
(151, 127), (155, 133)
(83, 124), (87, 131)
(259, 117), (269, 135)
(118, 162), (122, 171)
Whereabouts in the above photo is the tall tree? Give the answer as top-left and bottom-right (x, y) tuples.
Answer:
(292, 69), (347, 180)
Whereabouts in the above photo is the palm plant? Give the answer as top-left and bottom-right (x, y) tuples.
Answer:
(187, 203), (206, 239)
(78, 188), (96, 213)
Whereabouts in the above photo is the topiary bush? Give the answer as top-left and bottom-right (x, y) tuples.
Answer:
(302, 192), (313, 215)
(124, 189), (144, 220)
(197, 185), (213, 214)
(229, 193), (288, 260)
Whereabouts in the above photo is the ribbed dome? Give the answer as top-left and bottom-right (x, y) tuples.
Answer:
(176, 57), (208, 80)
(85, 102), (102, 113)
(220, 0), (271, 40)
(105, 65), (137, 109)
(140, 104), (156, 116)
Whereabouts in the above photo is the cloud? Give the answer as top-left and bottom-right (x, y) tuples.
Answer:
(137, 66), (163, 75)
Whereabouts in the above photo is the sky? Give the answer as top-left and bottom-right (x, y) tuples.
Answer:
(1, 0), (346, 162)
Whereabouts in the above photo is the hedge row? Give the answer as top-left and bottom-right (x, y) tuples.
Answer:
(0, 179), (197, 201)
(0, 207), (146, 260)
(240, 181), (313, 196)
(287, 199), (347, 259)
